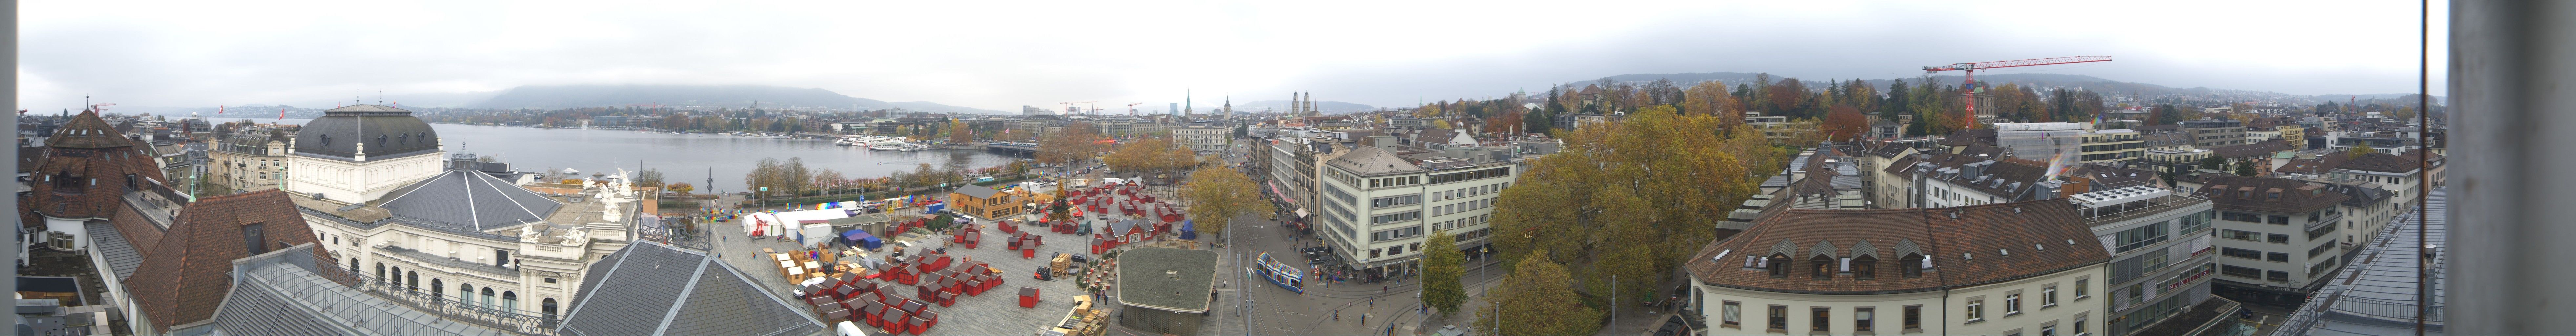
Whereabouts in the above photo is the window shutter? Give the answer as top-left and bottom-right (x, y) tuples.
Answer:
(1855, 310), (1873, 320)
(1724, 304), (1741, 322)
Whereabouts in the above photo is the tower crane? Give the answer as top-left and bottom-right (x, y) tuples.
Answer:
(1923, 56), (2112, 129)
(1127, 103), (1144, 116)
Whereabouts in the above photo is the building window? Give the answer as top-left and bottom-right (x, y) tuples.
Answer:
(503, 291), (518, 310)
(1811, 255), (1836, 280)
(1812, 307), (1832, 332)
(1903, 305), (1922, 331)
(2005, 294), (2023, 315)
(1768, 254), (1792, 278)
(1722, 301), (1741, 328)
(2042, 323), (2058, 336)
(1965, 300), (1984, 322)
(544, 277), (557, 284)
(241, 223), (268, 254)
(2266, 233), (2289, 244)
(1854, 307), (1875, 332)
(2075, 278), (2090, 299)
(2222, 265), (2264, 279)
(543, 298), (559, 321)
(1852, 255), (1877, 280)
(2043, 286), (2059, 308)
(1900, 253), (1925, 278)
(2222, 247), (2264, 260)
(2266, 271), (2290, 282)
(1768, 305), (1789, 332)
(2075, 315), (2089, 335)
(2267, 252), (2290, 262)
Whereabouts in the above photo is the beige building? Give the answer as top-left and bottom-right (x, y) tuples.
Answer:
(2080, 129), (2145, 164)
(1687, 201), (2108, 336)
(209, 126), (295, 192)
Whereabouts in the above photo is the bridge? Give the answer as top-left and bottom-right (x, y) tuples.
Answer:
(987, 141), (1039, 153)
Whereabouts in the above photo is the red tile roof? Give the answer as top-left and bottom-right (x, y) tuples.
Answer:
(126, 190), (330, 333)
(1685, 200), (2109, 294)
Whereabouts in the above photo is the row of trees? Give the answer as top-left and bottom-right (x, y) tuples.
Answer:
(742, 158), (1034, 201)
(1477, 106), (1786, 333)
(1101, 137), (1204, 184)
(1037, 122), (1108, 165)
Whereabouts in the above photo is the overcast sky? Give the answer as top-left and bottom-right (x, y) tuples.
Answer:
(21, 0), (2447, 112)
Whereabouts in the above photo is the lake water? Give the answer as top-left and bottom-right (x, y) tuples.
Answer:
(212, 118), (1025, 193)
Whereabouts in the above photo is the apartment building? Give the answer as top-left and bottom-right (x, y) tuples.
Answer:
(210, 127), (295, 192)
(1684, 201), (2108, 336)
(2070, 184), (2220, 335)
(2198, 176), (2349, 306)
(1316, 146), (1517, 278)
(2080, 129), (2145, 164)
(2178, 119), (2247, 147)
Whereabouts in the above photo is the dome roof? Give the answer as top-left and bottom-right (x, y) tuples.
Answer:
(50, 110), (133, 149)
(293, 104), (440, 161)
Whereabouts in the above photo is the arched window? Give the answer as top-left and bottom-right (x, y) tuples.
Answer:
(481, 288), (497, 309)
(543, 298), (559, 321)
(404, 270), (418, 291)
(460, 284), (476, 309)
(1900, 253), (1926, 278)
(1811, 255), (1836, 279)
(348, 258), (360, 275)
(1852, 255), (1879, 280)
(502, 291), (518, 311)
(430, 279), (445, 302)
(1767, 254), (1791, 278)
(374, 263), (385, 282)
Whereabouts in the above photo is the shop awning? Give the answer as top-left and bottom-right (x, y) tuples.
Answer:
(1268, 182), (1295, 204)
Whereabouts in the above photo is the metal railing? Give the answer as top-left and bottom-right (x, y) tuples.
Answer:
(353, 274), (560, 335)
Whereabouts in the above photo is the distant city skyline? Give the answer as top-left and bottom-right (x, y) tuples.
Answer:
(21, 0), (2447, 113)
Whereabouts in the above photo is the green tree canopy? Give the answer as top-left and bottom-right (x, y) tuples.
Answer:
(1474, 249), (1600, 336)
(1422, 230), (1466, 315)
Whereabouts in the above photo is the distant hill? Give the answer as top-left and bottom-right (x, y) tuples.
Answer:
(469, 84), (1007, 114)
(1229, 100), (1378, 115)
(1575, 72), (2436, 105)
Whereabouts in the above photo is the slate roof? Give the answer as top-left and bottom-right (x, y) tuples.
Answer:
(2275, 187), (2447, 336)
(2336, 152), (2429, 173)
(2198, 176), (2349, 214)
(1114, 247), (1219, 313)
(127, 190), (327, 333)
(1685, 200), (2109, 294)
(1870, 141), (1914, 158)
(558, 241), (826, 336)
(953, 183), (1003, 199)
(1325, 146), (1425, 177)
(81, 220), (146, 281)
(184, 244), (507, 336)
(2277, 154), (2353, 175)
(376, 168), (565, 232)
(1930, 158), (2051, 202)
(1955, 144), (2012, 160)
(293, 104), (441, 161)
(48, 110), (132, 149)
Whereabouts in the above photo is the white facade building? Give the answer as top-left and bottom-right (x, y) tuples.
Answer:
(1685, 202), (2108, 336)
(1316, 146), (1516, 276)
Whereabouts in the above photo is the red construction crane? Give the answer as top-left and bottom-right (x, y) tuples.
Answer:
(1126, 103), (1144, 116)
(1923, 56), (2112, 129)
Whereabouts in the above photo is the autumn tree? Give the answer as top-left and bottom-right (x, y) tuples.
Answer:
(2199, 156), (2229, 172)
(633, 168), (666, 188)
(1180, 166), (1257, 237)
(1473, 249), (1601, 336)
(665, 182), (695, 196)
(815, 169), (850, 200)
(2234, 158), (2258, 176)
(2348, 143), (2378, 159)
(1489, 105), (1780, 306)
(1821, 106), (1868, 141)
(1422, 230), (1466, 315)
(946, 120), (973, 143)
(1038, 122), (1108, 165)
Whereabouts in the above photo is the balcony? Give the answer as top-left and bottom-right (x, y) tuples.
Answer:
(378, 245), (519, 277)
(353, 274), (559, 335)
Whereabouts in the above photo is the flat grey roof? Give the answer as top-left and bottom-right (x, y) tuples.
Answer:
(1114, 247), (1219, 313)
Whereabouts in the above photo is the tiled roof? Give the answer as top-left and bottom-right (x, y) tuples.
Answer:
(1932, 159), (2051, 201)
(48, 110), (132, 149)
(1871, 141), (1913, 158)
(2197, 176), (2349, 214)
(1325, 146), (1425, 177)
(127, 189), (326, 333)
(558, 241), (826, 336)
(1955, 144), (2012, 160)
(2276, 154), (2352, 175)
(1685, 200), (2109, 294)
(2336, 152), (2429, 173)
(18, 147), (42, 173)
(375, 169), (565, 232)
(189, 244), (508, 336)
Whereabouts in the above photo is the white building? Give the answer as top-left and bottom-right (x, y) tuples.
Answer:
(282, 105), (646, 322)
(1685, 201), (2108, 336)
(284, 104), (448, 204)
(1173, 123), (1230, 154)
(2070, 184), (2222, 335)
(1316, 146), (1517, 277)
